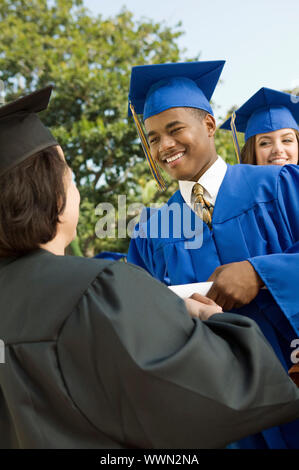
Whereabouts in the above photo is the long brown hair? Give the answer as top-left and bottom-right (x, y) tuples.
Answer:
(241, 129), (299, 165)
(0, 146), (67, 258)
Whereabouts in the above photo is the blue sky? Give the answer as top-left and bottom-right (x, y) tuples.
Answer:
(83, 0), (299, 121)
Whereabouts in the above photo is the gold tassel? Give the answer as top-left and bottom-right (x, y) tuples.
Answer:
(129, 102), (166, 191)
(230, 111), (241, 163)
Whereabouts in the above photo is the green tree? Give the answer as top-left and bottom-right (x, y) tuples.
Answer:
(215, 105), (243, 165)
(0, 0), (192, 255)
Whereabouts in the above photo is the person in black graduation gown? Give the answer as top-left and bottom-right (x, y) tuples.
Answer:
(0, 86), (299, 450)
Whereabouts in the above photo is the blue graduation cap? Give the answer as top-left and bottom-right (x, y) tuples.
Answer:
(220, 87), (299, 161)
(128, 61), (225, 190)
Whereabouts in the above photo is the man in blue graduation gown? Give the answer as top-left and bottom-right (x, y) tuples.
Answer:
(127, 61), (299, 449)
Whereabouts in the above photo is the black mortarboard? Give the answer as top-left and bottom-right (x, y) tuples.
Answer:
(0, 86), (57, 175)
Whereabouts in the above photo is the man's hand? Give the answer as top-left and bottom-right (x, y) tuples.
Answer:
(184, 293), (223, 320)
(206, 261), (264, 311)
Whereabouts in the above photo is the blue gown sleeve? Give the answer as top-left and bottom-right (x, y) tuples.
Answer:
(127, 207), (168, 282)
(248, 165), (299, 335)
(127, 209), (155, 276)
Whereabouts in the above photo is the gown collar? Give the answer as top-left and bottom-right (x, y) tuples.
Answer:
(0, 248), (54, 270)
(173, 164), (259, 225)
(178, 155), (227, 207)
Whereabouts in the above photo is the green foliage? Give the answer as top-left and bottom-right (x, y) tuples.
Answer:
(215, 104), (244, 165)
(0, 0), (238, 256)
(68, 238), (83, 256)
(0, 0), (189, 255)
(215, 128), (244, 165)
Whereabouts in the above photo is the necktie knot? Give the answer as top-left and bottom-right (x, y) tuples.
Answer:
(192, 183), (214, 229)
(192, 183), (204, 197)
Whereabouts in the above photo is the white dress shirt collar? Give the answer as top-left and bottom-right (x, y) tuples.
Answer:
(178, 155), (227, 207)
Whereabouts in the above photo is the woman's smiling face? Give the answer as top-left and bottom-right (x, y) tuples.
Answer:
(255, 128), (299, 166)
(145, 107), (217, 182)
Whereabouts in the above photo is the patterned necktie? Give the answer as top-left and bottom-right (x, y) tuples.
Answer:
(192, 183), (214, 229)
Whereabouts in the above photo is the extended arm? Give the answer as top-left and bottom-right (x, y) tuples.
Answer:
(58, 262), (299, 449)
(207, 165), (299, 335)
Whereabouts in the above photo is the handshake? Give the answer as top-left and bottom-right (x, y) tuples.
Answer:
(175, 260), (265, 320)
(184, 293), (223, 320)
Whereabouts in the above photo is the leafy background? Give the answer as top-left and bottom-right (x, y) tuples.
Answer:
(1, 0), (279, 256)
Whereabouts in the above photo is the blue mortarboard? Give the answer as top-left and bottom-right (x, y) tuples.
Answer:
(128, 61), (225, 189)
(221, 87), (299, 143)
(129, 60), (225, 119)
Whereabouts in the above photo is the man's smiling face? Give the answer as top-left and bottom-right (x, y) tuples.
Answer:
(144, 107), (217, 182)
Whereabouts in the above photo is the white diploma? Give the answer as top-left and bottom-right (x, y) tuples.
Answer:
(168, 282), (213, 298)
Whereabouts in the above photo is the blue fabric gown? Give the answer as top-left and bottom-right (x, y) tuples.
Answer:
(128, 163), (299, 449)
(94, 251), (127, 261)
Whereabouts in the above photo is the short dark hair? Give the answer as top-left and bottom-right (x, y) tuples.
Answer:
(0, 146), (67, 258)
(187, 107), (209, 121)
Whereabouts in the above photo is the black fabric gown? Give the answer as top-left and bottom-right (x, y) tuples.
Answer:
(0, 249), (298, 449)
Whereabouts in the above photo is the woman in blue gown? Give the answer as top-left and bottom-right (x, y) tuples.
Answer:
(220, 86), (299, 447)
(221, 87), (299, 167)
